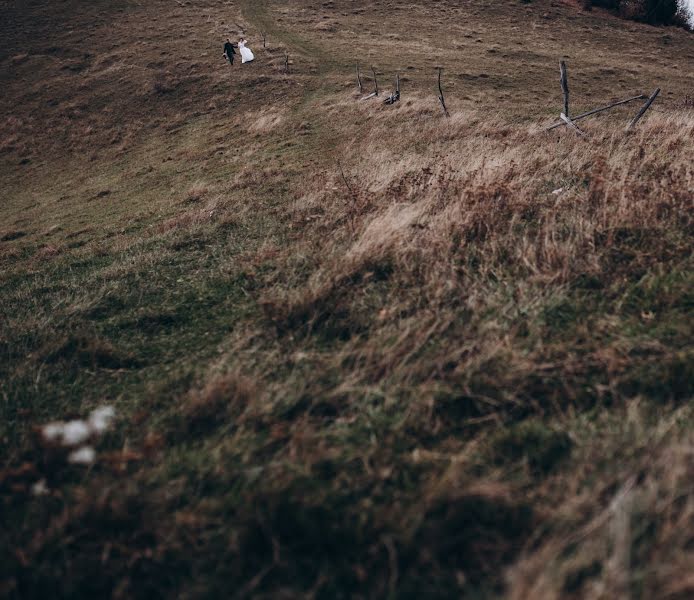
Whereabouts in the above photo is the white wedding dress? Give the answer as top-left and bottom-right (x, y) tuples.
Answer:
(239, 40), (254, 64)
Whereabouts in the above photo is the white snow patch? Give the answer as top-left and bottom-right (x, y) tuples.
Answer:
(62, 420), (91, 446)
(88, 406), (116, 434)
(68, 446), (96, 465)
(31, 479), (49, 496)
(41, 405), (116, 447)
(41, 422), (65, 442)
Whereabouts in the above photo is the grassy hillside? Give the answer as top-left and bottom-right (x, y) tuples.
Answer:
(1, 0), (693, 598)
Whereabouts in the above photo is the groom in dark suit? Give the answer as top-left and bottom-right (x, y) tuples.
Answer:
(223, 39), (237, 66)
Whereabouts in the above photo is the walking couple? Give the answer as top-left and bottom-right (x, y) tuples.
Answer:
(223, 38), (254, 66)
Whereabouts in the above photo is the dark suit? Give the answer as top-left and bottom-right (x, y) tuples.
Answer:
(223, 42), (237, 65)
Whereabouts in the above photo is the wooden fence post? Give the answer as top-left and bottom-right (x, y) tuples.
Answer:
(359, 66), (379, 100)
(437, 67), (450, 117)
(560, 60), (570, 118)
(626, 88), (660, 130)
(356, 63), (363, 93)
(383, 73), (401, 105)
(284, 52), (289, 74)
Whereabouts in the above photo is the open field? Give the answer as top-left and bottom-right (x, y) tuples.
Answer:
(1, 0), (693, 597)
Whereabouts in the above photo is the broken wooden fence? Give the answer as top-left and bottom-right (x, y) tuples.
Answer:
(550, 60), (660, 135)
(384, 73), (400, 105)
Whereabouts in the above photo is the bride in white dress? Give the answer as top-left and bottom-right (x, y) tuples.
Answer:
(238, 38), (254, 64)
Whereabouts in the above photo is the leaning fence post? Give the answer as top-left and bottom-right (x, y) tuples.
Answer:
(356, 63), (363, 93)
(437, 67), (450, 117)
(359, 66), (379, 101)
(560, 60), (570, 118)
(626, 88), (660, 130)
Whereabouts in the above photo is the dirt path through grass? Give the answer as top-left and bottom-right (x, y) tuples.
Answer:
(238, 0), (359, 175)
(240, 0), (341, 74)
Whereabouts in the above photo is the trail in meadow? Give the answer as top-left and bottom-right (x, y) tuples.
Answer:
(240, 0), (339, 74)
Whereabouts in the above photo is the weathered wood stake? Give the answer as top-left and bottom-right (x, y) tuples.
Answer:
(547, 94), (646, 131)
(560, 113), (587, 137)
(284, 52), (289, 74)
(361, 67), (380, 100)
(262, 32), (267, 47)
(560, 60), (570, 118)
(356, 63), (363, 93)
(626, 88), (660, 130)
(437, 67), (450, 118)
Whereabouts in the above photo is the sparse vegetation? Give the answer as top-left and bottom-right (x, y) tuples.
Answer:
(1, 0), (692, 598)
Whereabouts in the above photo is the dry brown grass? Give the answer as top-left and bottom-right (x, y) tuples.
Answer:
(1, 0), (692, 598)
(266, 94), (691, 338)
(247, 107), (288, 134)
(508, 409), (694, 600)
(180, 372), (258, 436)
(246, 93), (692, 596)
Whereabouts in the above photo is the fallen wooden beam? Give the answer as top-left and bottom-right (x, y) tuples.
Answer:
(626, 88), (660, 130)
(560, 113), (587, 137)
(547, 95), (646, 131)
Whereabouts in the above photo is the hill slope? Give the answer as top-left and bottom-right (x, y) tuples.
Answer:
(1, 0), (693, 597)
